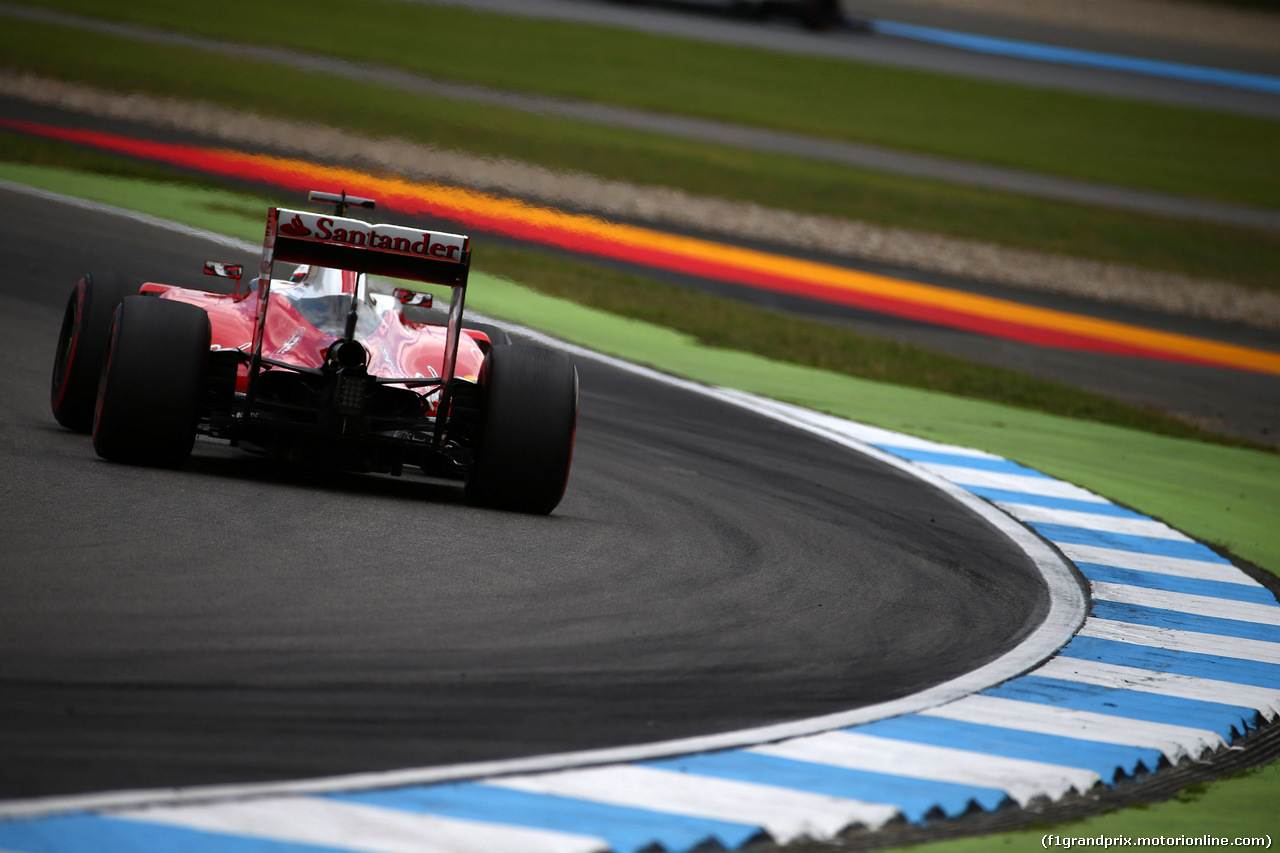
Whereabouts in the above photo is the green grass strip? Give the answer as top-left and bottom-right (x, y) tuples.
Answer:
(478, 243), (1269, 449)
(0, 134), (1264, 450)
(3, 160), (1276, 851)
(17, 0), (1280, 209)
(882, 761), (1280, 853)
(4, 15), (1280, 294)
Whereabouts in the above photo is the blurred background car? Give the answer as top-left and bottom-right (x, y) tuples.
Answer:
(618, 0), (847, 30)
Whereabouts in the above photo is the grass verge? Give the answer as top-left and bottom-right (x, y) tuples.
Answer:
(3, 161), (1278, 852)
(0, 136), (1265, 454)
(16, 0), (1280, 208)
(872, 760), (1280, 853)
(3, 15), (1280, 293)
(478, 243), (1272, 450)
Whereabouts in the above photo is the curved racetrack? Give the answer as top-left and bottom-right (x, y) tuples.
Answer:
(0, 186), (1049, 799)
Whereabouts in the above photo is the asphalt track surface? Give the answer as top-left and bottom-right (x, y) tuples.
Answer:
(0, 186), (1051, 799)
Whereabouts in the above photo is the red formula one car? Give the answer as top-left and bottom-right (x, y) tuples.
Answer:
(51, 191), (578, 514)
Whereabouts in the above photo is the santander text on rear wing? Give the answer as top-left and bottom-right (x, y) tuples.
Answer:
(261, 207), (471, 292)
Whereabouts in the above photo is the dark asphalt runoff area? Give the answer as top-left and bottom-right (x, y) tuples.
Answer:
(0, 186), (1051, 798)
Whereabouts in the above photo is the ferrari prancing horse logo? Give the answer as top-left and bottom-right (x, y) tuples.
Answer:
(279, 213), (312, 238)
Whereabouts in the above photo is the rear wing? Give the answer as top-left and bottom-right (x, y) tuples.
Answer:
(260, 207), (470, 290)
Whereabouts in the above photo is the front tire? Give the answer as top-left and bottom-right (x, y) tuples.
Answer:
(50, 271), (140, 432)
(465, 345), (578, 514)
(93, 296), (212, 467)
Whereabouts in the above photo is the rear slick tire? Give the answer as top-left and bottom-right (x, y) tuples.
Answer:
(50, 271), (140, 433)
(93, 296), (212, 468)
(465, 345), (578, 515)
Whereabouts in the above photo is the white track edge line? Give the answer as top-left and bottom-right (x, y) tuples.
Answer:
(0, 180), (1088, 820)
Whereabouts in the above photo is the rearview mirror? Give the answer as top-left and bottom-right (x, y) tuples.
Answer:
(204, 261), (244, 281)
(394, 288), (433, 308)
